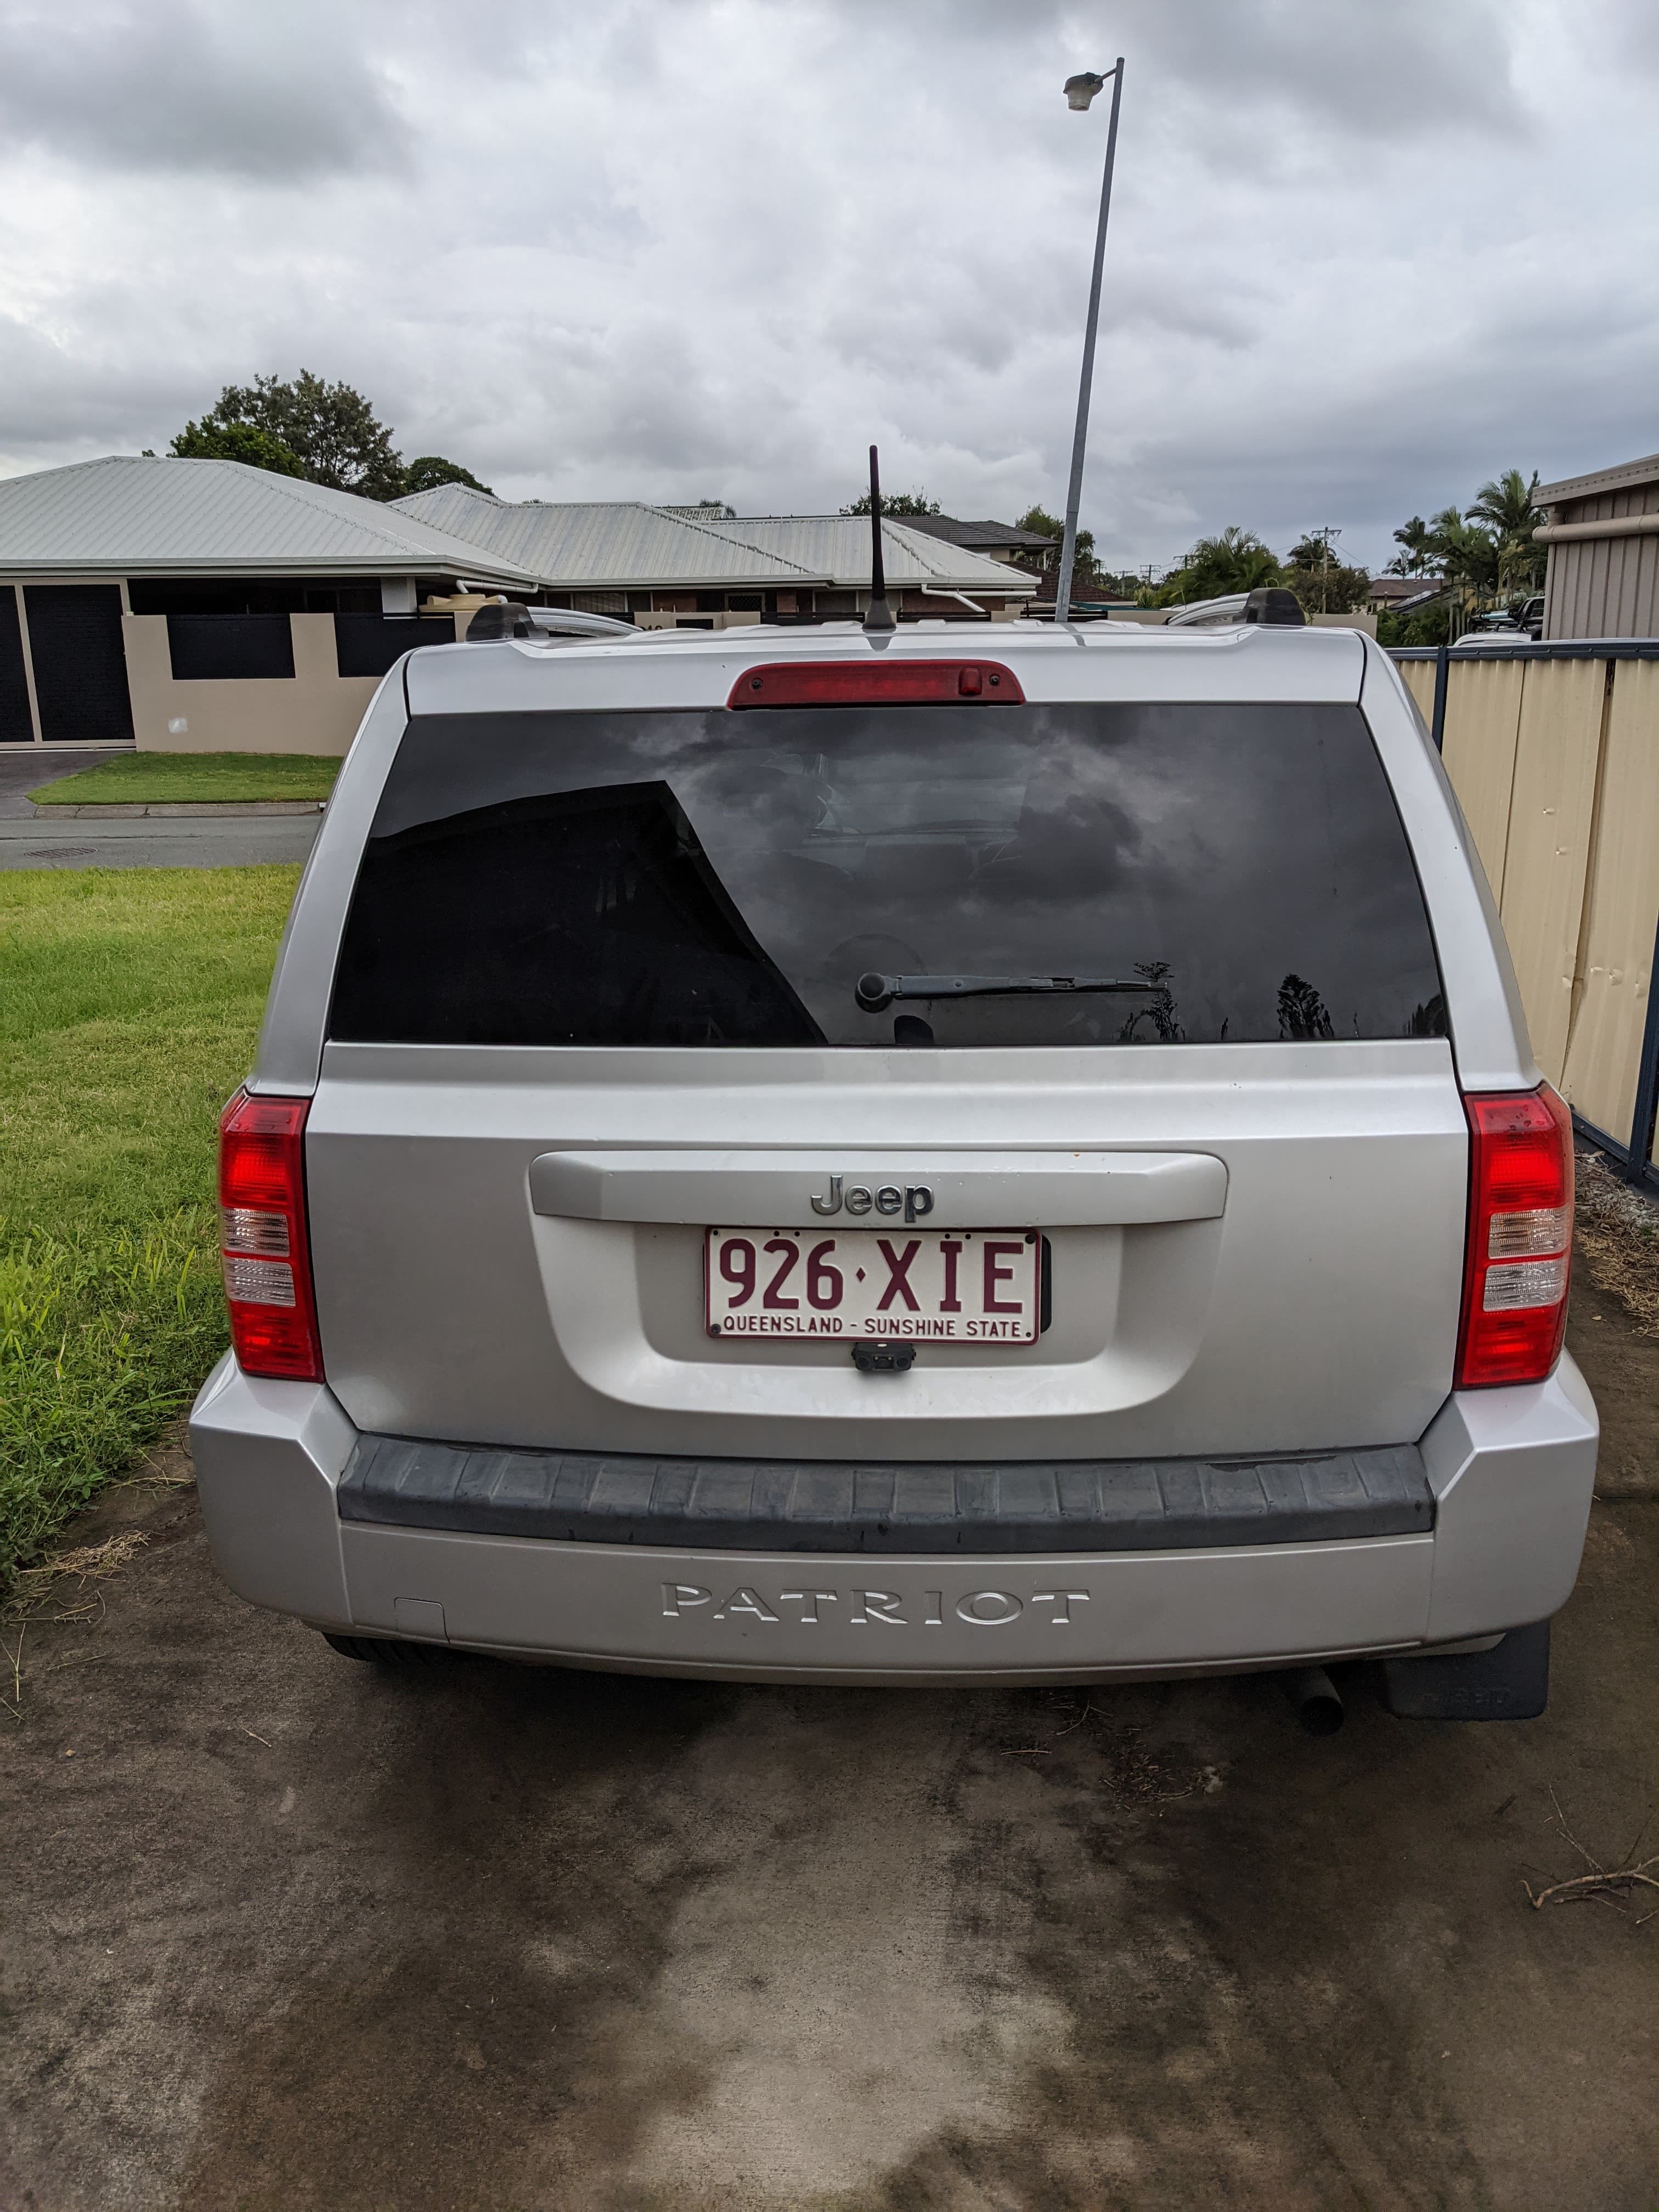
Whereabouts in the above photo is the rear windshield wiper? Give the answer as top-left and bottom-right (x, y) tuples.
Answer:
(855, 970), (1160, 1011)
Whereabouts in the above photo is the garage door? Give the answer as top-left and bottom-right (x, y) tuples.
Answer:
(24, 585), (135, 745)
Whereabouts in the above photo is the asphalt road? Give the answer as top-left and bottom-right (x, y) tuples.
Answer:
(4, 1277), (1657, 2211)
(0, 813), (321, 868)
(0, 749), (321, 868)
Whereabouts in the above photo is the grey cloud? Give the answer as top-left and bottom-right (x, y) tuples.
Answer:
(1123, 0), (1527, 143)
(0, 0), (1652, 578)
(1607, 0), (1659, 72)
(0, 1), (410, 179)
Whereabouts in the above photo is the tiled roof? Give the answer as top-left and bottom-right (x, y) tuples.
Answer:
(895, 515), (1056, 553)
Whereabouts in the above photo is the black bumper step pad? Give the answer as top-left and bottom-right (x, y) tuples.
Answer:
(337, 1437), (1432, 1555)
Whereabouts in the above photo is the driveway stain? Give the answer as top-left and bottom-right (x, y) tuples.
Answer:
(174, 1665), (736, 2210)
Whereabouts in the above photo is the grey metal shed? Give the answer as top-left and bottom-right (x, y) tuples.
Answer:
(1534, 453), (1659, 640)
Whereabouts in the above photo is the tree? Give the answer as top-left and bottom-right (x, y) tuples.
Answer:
(1468, 467), (1544, 590)
(1468, 467), (1540, 541)
(1284, 526), (1370, 615)
(1277, 974), (1335, 1041)
(1287, 528), (1337, 574)
(1425, 506), (1500, 596)
(1154, 526), (1282, 605)
(1377, 600), (1452, 648)
(1387, 516), (1436, 576)
(842, 488), (940, 515)
(1284, 560), (1371, 616)
(168, 418), (304, 477)
(1012, 505), (1108, 586)
(201, 371), (406, 500)
(401, 455), (494, 498)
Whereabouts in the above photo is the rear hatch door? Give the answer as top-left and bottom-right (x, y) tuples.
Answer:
(305, 633), (1466, 1461)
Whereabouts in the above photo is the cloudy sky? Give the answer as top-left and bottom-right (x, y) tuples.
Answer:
(0, 0), (1654, 573)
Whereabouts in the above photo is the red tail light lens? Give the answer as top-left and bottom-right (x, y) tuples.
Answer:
(1455, 1085), (1573, 1389)
(218, 1090), (324, 1381)
(728, 661), (1024, 709)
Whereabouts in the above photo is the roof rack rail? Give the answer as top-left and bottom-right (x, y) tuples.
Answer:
(1165, 588), (1305, 629)
(465, 600), (638, 642)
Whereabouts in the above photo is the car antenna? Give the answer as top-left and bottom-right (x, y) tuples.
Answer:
(862, 444), (896, 634)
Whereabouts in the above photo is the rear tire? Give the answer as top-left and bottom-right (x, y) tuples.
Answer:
(321, 1632), (455, 1669)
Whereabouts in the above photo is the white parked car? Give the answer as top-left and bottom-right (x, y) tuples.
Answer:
(191, 611), (1595, 1723)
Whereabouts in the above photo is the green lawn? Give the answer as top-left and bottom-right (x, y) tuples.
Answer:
(0, 867), (299, 1588)
(30, 752), (341, 806)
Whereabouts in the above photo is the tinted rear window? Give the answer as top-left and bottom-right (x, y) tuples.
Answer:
(329, 703), (1446, 1048)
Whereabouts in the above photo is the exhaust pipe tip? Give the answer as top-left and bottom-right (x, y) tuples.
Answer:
(1289, 1668), (1344, 1736)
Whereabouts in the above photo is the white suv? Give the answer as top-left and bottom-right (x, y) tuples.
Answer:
(191, 616), (1596, 1720)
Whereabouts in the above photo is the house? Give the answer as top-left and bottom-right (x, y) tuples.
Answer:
(1534, 453), (1659, 640)
(392, 486), (1038, 627)
(0, 458), (1038, 756)
(889, 514), (1057, 572)
(1368, 575), (1443, 611)
(0, 456), (538, 753)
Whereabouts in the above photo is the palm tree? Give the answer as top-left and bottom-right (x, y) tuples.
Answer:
(1158, 526), (1282, 603)
(1468, 469), (1544, 591)
(1387, 516), (1435, 576)
(1468, 469), (1541, 540)
(1426, 507), (1500, 596)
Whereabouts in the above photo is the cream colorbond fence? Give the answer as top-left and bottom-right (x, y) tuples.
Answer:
(1392, 645), (1659, 1182)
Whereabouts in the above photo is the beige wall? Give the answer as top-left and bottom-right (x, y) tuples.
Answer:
(124, 613), (380, 755)
(1426, 651), (1659, 1162)
(1308, 611), (1379, 636)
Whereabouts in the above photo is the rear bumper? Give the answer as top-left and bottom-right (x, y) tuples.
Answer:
(188, 1353), (1598, 1685)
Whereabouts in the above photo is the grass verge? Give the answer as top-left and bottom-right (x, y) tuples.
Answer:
(0, 866), (298, 1588)
(29, 752), (341, 806)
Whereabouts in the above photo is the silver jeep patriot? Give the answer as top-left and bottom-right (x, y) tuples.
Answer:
(191, 614), (1596, 1720)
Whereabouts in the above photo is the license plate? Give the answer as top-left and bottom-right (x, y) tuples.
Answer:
(704, 1227), (1041, 1343)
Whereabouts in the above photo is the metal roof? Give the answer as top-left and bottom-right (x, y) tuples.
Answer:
(392, 487), (814, 584)
(1535, 453), (1659, 508)
(392, 484), (1036, 597)
(0, 456), (541, 583)
(702, 514), (1037, 593)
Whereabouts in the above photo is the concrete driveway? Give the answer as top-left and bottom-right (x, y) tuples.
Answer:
(4, 1280), (1656, 2211)
(0, 746), (121, 814)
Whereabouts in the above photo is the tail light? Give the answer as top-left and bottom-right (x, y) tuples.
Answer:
(218, 1090), (324, 1382)
(728, 661), (1024, 708)
(1455, 1084), (1573, 1389)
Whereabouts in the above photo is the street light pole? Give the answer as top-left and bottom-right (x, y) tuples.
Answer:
(1053, 59), (1124, 630)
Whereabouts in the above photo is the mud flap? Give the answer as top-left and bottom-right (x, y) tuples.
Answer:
(1384, 1620), (1550, 1720)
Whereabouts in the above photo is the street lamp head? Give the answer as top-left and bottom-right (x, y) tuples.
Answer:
(1064, 71), (1108, 111)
